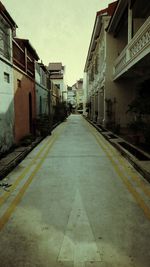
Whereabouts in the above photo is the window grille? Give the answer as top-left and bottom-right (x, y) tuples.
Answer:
(0, 15), (11, 60)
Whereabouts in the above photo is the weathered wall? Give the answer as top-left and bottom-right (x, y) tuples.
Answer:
(51, 79), (65, 101)
(105, 33), (137, 128)
(35, 64), (49, 116)
(36, 83), (48, 116)
(0, 60), (14, 152)
(14, 68), (36, 143)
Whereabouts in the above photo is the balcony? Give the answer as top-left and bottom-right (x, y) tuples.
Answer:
(113, 16), (150, 80)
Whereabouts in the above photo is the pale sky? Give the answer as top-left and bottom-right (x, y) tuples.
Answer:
(3, 0), (116, 85)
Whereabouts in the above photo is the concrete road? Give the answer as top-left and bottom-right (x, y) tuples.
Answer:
(0, 115), (150, 267)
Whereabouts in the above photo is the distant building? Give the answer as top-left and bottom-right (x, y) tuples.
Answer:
(47, 62), (67, 102)
(51, 81), (61, 122)
(0, 2), (17, 152)
(67, 86), (77, 109)
(76, 79), (84, 114)
(35, 62), (49, 116)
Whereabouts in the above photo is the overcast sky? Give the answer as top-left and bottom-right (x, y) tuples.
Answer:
(3, 0), (116, 85)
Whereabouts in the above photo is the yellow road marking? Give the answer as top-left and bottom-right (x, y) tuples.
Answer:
(118, 156), (150, 198)
(95, 128), (150, 199)
(0, 123), (66, 231)
(85, 120), (150, 221)
(0, 124), (65, 206)
(0, 138), (52, 203)
(85, 119), (150, 198)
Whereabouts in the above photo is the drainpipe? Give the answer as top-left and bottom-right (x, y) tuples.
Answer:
(47, 75), (52, 134)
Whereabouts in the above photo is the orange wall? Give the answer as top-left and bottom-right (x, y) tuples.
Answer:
(14, 68), (36, 143)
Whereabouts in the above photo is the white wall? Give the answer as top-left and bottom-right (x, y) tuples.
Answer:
(83, 72), (87, 115)
(35, 65), (48, 116)
(51, 79), (66, 101)
(0, 60), (14, 152)
(35, 67), (40, 84)
(36, 84), (48, 116)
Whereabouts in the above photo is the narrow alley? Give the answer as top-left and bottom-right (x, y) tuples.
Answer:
(0, 115), (150, 267)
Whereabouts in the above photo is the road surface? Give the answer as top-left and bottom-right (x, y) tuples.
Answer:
(0, 115), (150, 267)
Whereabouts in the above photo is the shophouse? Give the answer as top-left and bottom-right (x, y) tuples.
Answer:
(107, 0), (150, 131)
(35, 62), (49, 116)
(47, 62), (67, 102)
(85, 0), (150, 134)
(13, 38), (39, 143)
(76, 78), (84, 113)
(84, 1), (117, 126)
(67, 86), (77, 110)
(0, 2), (17, 152)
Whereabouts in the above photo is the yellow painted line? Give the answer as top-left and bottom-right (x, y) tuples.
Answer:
(0, 136), (54, 205)
(0, 123), (66, 231)
(85, 121), (150, 221)
(95, 128), (150, 199)
(118, 156), (150, 198)
(0, 123), (65, 206)
(85, 119), (150, 199)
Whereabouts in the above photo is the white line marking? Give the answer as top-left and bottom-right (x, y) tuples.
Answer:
(58, 190), (101, 266)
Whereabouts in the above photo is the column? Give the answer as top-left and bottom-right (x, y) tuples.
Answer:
(128, 1), (133, 43)
(98, 87), (104, 125)
(97, 90), (101, 125)
(93, 92), (98, 122)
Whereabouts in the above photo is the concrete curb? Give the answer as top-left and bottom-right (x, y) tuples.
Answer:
(0, 138), (42, 181)
(0, 121), (61, 181)
(84, 117), (150, 183)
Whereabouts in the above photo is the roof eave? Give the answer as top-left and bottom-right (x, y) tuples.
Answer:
(84, 15), (102, 72)
(0, 2), (18, 29)
(14, 38), (39, 60)
(107, 0), (127, 33)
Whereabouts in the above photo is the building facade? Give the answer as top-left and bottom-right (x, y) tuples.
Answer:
(47, 62), (67, 102)
(13, 38), (39, 143)
(76, 78), (84, 114)
(0, 2), (17, 152)
(84, 2), (117, 125)
(67, 86), (77, 110)
(35, 62), (49, 117)
(85, 0), (150, 133)
(107, 0), (150, 130)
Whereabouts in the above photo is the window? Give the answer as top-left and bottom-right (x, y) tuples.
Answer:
(17, 79), (21, 88)
(4, 72), (10, 83)
(0, 15), (11, 60)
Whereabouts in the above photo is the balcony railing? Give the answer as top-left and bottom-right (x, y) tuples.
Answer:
(113, 16), (150, 80)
